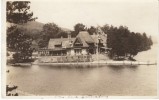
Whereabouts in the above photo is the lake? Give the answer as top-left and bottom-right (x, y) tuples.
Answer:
(6, 44), (158, 96)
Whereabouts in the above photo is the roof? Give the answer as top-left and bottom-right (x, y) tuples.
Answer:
(47, 31), (107, 49)
(74, 31), (95, 47)
(48, 38), (75, 49)
(77, 31), (95, 43)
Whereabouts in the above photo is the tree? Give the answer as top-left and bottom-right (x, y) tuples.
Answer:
(56, 30), (68, 38)
(74, 23), (86, 32)
(102, 24), (153, 60)
(101, 24), (110, 34)
(8, 28), (33, 62)
(87, 26), (96, 35)
(38, 23), (60, 48)
(7, 1), (37, 24)
(72, 23), (86, 37)
(42, 23), (60, 39)
(7, 1), (37, 63)
(142, 33), (150, 50)
(127, 32), (138, 57)
(148, 36), (153, 46)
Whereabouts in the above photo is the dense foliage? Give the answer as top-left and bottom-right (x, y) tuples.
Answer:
(37, 22), (153, 60)
(87, 26), (96, 35)
(6, 1), (153, 61)
(7, 1), (36, 63)
(7, 28), (33, 62)
(101, 25), (153, 59)
(71, 23), (87, 37)
(38, 23), (68, 48)
(7, 1), (37, 24)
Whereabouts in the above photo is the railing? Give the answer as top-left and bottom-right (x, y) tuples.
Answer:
(39, 55), (93, 63)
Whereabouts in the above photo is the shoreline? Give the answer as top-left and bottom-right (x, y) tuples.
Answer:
(37, 61), (157, 65)
(8, 60), (157, 66)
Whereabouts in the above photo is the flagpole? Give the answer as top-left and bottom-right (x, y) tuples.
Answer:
(96, 26), (99, 64)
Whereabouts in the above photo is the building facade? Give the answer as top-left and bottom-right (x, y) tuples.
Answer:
(38, 31), (109, 56)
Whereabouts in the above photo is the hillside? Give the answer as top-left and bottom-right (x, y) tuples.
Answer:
(17, 21), (44, 32)
(17, 21), (71, 32)
(15, 21), (72, 49)
(16, 21), (71, 36)
(15, 21), (44, 38)
(7, 21), (44, 37)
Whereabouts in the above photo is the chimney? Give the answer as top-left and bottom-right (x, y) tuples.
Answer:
(68, 32), (71, 41)
(68, 32), (72, 46)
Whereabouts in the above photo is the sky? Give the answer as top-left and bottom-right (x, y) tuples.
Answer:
(30, 0), (158, 36)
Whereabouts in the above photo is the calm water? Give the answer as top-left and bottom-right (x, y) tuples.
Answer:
(7, 44), (158, 96)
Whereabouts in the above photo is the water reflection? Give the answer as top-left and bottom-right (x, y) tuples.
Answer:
(7, 64), (156, 96)
(8, 65), (31, 68)
(126, 65), (138, 71)
(107, 65), (138, 71)
(38, 64), (98, 70)
(6, 44), (157, 96)
(107, 65), (125, 70)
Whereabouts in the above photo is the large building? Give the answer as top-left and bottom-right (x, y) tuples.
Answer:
(38, 31), (109, 56)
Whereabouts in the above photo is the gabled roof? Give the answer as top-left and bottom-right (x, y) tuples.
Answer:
(73, 31), (95, 47)
(47, 31), (108, 49)
(48, 38), (75, 49)
(77, 31), (95, 43)
(74, 37), (83, 44)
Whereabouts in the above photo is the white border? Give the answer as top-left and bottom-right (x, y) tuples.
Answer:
(1, 0), (159, 99)
(1, 0), (7, 99)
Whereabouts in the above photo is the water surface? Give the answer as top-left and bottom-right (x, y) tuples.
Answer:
(7, 44), (157, 96)
(7, 64), (157, 96)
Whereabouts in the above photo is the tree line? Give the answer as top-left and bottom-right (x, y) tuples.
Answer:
(39, 23), (153, 60)
(7, 1), (153, 63)
(101, 25), (153, 60)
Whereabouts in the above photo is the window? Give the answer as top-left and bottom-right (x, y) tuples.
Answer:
(74, 49), (82, 55)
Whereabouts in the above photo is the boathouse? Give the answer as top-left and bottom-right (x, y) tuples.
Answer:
(38, 31), (110, 56)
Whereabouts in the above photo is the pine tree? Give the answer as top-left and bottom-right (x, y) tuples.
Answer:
(7, 1), (37, 63)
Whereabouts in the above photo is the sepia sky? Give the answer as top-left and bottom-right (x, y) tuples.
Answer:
(30, 0), (158, 36)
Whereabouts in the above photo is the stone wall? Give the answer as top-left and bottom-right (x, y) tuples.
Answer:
(39, 55), (92, 63)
